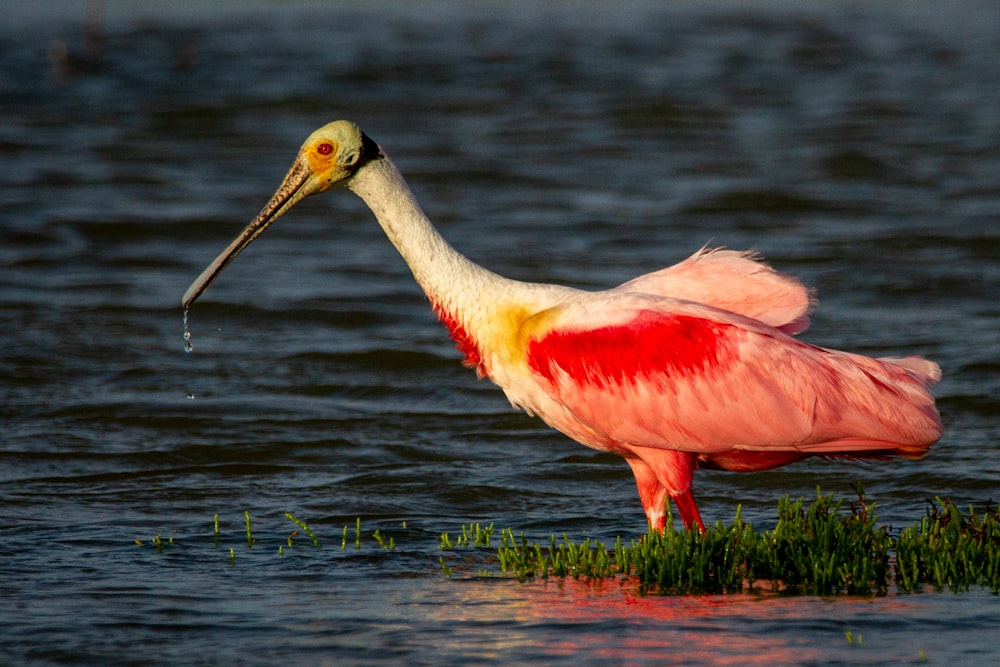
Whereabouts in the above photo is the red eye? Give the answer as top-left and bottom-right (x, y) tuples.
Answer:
(317, 143), (333, 155)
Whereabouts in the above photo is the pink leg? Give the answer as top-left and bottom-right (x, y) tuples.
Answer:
(671, 488), (705, 534)
(627, 448), (704, 533)
(625, 457), (669, 531)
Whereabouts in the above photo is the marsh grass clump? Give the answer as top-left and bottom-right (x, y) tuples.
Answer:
(284, 513), (320, 547)
(749, 487), (893, 595)
(895, 498), (1000, 593)
(627, 508), (758, 594)
(487, 488), (1000, 595)
(492, 489), (893, 594)
(135, 512), (400, 563)
(445, 523), (494, 548)
(372, 529), (395, 550)
(496, 529), (619, 582)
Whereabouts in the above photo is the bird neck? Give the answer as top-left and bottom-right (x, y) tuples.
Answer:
(347, 153), (580, 379)
(347, 154), (528, 376)
(347, 154), (499, 303)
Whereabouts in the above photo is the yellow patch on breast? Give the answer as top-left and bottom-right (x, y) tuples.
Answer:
(497, 303), (563, 366)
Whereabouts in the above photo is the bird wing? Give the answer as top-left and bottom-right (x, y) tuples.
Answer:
(616, 247), (814, 334)
(521, 293), (941, 458)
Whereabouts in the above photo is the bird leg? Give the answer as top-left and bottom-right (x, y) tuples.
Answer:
(670, 488), (705, 534)
(625, 457), (670, 531)
(626, 449), (705, 534)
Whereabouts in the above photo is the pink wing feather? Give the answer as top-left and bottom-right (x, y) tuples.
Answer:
(524, 294), (941, 461)
(617, 247), (815, 335)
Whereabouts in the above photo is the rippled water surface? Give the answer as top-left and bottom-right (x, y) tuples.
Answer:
(2, 1), (999, 664)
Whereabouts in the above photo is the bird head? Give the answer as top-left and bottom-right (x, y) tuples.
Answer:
(300, 120), (370, 194)
(182, 120), (378, 309)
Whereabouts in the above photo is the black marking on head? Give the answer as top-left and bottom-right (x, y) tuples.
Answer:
(360, 132), (384, 166)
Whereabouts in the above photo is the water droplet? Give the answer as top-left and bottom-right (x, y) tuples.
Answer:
(182, 309), (194, 353)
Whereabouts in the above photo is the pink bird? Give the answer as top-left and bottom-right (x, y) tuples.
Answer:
(183, 121), (943, 532)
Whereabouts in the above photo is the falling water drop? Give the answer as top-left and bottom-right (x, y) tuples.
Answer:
(182, 309), (194, 353)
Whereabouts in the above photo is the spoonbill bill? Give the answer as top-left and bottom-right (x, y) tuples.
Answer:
(183, 120), (943, 532)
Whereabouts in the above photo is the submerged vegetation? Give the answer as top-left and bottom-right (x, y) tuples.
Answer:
(137, 488), (999, 596)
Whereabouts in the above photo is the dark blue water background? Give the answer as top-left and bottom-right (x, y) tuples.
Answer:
(2, 1), (998, 664)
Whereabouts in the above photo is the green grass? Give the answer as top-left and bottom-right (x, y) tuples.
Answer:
(136, 488), (999, 596)
(895, 496), (1000, 593)
(487, 487), (999, 595)
(284, 512), (320, 546)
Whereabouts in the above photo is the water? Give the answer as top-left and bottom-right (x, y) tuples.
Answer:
(182, 309), (194, 353)
(2, 1), (998, 663)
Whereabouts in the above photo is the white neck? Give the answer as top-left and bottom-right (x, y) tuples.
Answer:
(346, 154), (523, 318)
(346, 156), (482, 290)
(344, 152), (578, 379)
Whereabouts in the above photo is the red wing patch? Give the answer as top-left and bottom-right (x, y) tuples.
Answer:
(526, 311), (737, 388)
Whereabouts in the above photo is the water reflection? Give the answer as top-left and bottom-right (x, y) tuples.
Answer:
(406, 576), (954, 664)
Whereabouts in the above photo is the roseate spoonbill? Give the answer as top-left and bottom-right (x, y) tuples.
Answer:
(183, 121), (943, 532)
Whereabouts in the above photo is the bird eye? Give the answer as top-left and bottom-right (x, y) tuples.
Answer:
(317, 143), (334, 156)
